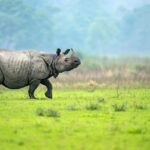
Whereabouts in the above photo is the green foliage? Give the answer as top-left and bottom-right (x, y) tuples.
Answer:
(128, 127), (145, 134)
(0, 0), (149, 56)
(45, 108), (60, 117)
(85, 102), (100, 110)
(35, 107), (45, 116)
(36, 107), (60, 117)
(66, 103), (78, 111)
(112, 103), (127, 112)
(121, 5), (150, 53)
(133, 102), (147, 110)
(97, 97), (105, 103)
(0, 0), (54, 49)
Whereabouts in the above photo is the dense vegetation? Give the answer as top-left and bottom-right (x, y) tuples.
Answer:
(0, 0), (149, 56)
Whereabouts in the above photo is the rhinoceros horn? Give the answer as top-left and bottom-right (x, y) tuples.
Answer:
(70, 48), (77, 57)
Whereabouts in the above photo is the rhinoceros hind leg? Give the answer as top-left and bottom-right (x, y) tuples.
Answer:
(28, 80), (40, 99)
(41, 79), (52, 99)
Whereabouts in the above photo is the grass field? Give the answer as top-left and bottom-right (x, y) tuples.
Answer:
(0, 86), (150, 150)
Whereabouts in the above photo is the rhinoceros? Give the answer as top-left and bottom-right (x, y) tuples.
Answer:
(0, 48), (81, 99)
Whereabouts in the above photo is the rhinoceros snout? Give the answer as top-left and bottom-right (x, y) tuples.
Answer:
(74, 59), (80, 64)
(73, 58), (81, 67)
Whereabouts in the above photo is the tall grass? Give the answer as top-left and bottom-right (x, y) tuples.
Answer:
(51, 57), (150, 88)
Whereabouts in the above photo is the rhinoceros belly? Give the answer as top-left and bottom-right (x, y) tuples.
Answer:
(0, 51), (30, 89)
(3, 79), (29, 89)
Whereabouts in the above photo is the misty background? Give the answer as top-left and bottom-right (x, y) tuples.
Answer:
(0, 0), (150, 56)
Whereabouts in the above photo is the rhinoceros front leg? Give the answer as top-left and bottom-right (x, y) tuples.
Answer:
(41, 79), (52, 99)
(28, 80), (40, 99)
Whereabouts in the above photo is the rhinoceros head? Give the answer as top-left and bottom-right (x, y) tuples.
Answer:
(54, 48), (81, 73)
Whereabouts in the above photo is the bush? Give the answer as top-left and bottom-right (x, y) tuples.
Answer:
(45, 109), (60, 117)
(85, 103), (100, 110)
(97, 97), (105, 103)
(112, 103), (127, 112)
(66, 104), (78, 111)
(134, 103), (147, 110)
(35, 108), (60, 117)
(35, 107), (45, 116)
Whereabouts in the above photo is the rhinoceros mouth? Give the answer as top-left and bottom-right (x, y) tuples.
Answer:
(66, 62), (80, 71)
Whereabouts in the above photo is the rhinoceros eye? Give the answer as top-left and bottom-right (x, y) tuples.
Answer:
(64, 58), (69, 62)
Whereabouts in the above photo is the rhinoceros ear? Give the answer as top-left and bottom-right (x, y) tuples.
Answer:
(56, 48), (61, 56)
(63, 49), (70, 55)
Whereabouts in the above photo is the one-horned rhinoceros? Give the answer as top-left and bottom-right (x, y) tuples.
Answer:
(0, 48), (81, 99)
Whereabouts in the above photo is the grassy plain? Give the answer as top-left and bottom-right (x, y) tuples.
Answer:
(0, 86), (150, 150)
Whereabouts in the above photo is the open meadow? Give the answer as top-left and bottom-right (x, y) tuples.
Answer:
(0, 86), (150, 150)
(0, 57), (150, 150)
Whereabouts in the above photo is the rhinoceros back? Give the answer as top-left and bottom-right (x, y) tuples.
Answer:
(0, 51), (31, 89)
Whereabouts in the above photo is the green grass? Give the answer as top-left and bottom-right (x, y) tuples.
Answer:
(0, 87), (150, 150)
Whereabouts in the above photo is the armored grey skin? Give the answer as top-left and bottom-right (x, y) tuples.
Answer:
(0, 48), (81, 99)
